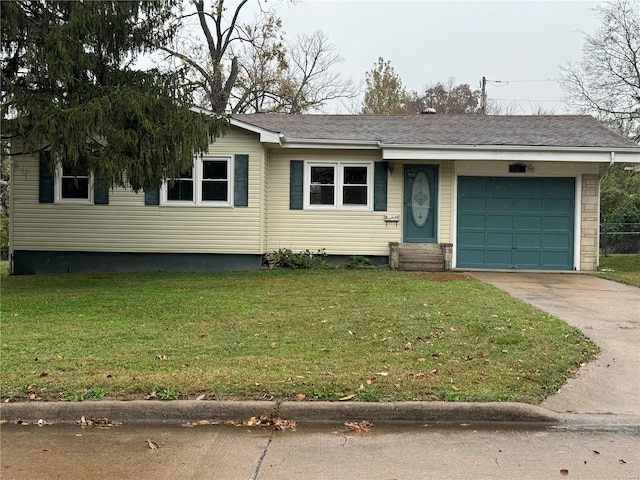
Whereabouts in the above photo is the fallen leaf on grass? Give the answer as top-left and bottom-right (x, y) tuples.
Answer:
(339, 394), (355, 401)
(295, 393), (306, 400)
(156, 354), (169, 361)
(344, 420), (373, 433)
(147, 439), (159, 450)
(145, 391), (157, 400)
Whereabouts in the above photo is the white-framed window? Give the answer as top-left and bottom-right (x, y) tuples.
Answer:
(55, 164), (93, 203)
(162, 155), (233, 206)
(304, 162), (372, 210)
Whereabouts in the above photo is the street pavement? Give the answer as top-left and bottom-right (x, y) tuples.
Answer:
(1, 272), (639, 479)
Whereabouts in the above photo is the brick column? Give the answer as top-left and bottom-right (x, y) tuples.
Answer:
(580, 174), (600, 271)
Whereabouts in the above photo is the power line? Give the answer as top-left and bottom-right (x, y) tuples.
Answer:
(486, 78), (558, 87)
(491, 98), (565, 104)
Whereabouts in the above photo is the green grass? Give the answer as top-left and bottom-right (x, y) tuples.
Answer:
(596, 254), (640, 288)
(0, 269), (598, 404)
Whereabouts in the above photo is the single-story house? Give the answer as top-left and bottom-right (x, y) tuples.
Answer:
(8, 114), (640, 274)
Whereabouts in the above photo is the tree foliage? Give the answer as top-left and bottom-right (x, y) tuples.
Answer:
(560, 0), (640, 226)
(1, 0), (227, 192)
(560, 0), (640, 142)
(406, 78), (480, 114)
(600, 164), (640, 223)
(361, 57), (408, 114)
(163, 2), (355, 114)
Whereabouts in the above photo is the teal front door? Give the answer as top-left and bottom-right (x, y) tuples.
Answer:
(404, 165), (438, 243)
(457, 176), (575, 270)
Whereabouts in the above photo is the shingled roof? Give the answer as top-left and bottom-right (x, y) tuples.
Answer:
(233, 114), (639, 149)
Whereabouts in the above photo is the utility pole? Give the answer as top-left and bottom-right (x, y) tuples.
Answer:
(480, 76), (487, 115)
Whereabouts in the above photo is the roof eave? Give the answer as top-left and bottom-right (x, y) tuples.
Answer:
(279, 138), (381, 150)
(382, 144), (640, 163)
(230, 118), (283, 145)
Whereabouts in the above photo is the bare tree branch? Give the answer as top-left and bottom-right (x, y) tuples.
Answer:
(560, 0), (640, 141)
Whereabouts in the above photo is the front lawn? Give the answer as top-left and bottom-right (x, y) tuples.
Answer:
(0, 269), (598, 404)
(596, 254), (640, 288)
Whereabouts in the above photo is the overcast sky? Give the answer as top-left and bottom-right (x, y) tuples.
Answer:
(273, 0), (602, 113)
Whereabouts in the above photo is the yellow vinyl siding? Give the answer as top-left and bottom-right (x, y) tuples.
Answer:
(439, 160), (454, 244)
(267, 149), (402, 255)
(10, 127), (266, 254)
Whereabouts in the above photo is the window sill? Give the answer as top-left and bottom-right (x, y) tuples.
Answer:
(304, 206), (372, 211)
(160, 202), (234, 208)
(55, 199), (94, 205)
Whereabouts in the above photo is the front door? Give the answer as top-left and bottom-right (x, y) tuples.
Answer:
(403, 165), (438, 243)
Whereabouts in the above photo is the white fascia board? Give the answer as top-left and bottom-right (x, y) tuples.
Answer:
(382, 145), (640, 163)
(280, 138), (381, 150)
(229, 118), (283, 145)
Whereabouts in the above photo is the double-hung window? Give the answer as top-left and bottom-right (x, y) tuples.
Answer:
(305, 162), (372, 210)
(162, 156), (232, 206)
(55, 165), (93, 203)
(166, 166), (194, 202)
(201, 158), (230, 202)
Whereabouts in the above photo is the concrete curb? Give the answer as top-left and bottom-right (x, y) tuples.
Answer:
(0, 400), (561, 425)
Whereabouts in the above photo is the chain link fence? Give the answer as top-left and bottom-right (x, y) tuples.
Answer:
(600, 223), (640, 255)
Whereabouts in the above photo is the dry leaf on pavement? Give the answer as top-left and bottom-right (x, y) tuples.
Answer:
(344, 420), (373, 433)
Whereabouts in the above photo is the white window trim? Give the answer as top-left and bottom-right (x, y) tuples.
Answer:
(55, 164), (94, 204)
(303, 161), (373, 210)
(161, 155), (233, 207)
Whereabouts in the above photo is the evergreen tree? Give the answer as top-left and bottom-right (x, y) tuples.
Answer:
(1, 1), (228, 192)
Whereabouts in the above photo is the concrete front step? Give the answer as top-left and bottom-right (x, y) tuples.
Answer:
(398, 243), (445, 271)
(398, 261), (445, 271)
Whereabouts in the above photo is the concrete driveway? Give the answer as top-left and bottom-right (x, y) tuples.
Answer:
(471, 272), (640, 419)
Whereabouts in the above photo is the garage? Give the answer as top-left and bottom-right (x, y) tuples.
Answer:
(456, 176), (575, 270)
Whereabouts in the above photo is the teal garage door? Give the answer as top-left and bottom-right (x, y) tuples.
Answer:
(457, 177), (575, 270)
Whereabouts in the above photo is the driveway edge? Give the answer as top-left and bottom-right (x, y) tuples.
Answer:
(1, 400), (561, 424)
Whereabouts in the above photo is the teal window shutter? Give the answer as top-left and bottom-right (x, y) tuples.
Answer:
(234, 154), (249, 207)
(290, 160), (303, 210)
(374, 161), (388, 211)
(93, 168), (109, 205)
(144, 186), (160, 205)
(39, 151), (54, 203)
